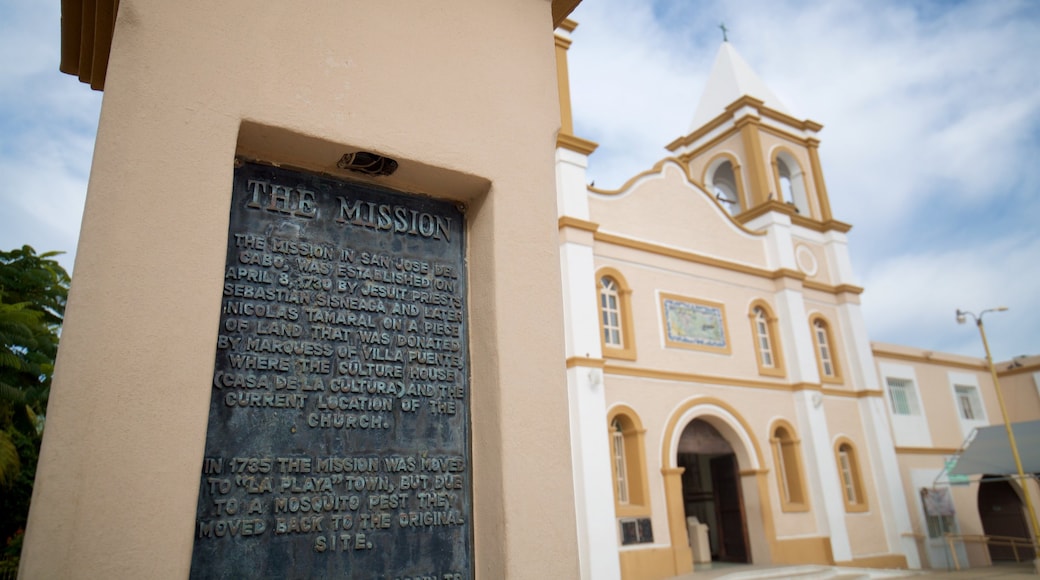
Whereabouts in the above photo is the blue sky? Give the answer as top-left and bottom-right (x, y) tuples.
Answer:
(567, 0), (1040, 362)
(0, 1), (101, 274)
(0, 0), (1037, 362)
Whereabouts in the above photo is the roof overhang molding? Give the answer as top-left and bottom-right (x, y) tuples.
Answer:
(668, 95), (824, 155)
(603, 363), (881, 398)
(999, 361), (1040, 377)
(555, 19), (578, 48)
(60, 0), (119, 90)
(552, 1), (582, 28)
(735, 201), (852, 234)
(871, 343), (987, 371)
(556, 17), (579, 33)
(62, 0), (583, 91)
(557, 133), (599, 155)
(585, 228), (860, 297)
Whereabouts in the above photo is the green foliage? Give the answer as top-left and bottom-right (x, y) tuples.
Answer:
(0, 245), (69, 561)
(0, 426), (37, 551)
(0, 528), (22, 576)
(0, 245), (68, 415)
(0, 431), (18, 487)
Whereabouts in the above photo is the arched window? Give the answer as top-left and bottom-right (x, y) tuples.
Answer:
(607, 408), (650, 517)
(770, 421), (809, 512)
(600, 277), (623, 347)
(596, 269), (636, 360)
(748, 301), (784, 377)
(706, 157), (742, 215)
(810, 315), (842, 383)
(611, 418), (629, 504)
(754, 309), (773, 366)
(774, 151), (810, 217)
(834, 438), (868, 512)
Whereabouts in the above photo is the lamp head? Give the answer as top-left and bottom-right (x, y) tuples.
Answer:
(956, 310), (967, 325)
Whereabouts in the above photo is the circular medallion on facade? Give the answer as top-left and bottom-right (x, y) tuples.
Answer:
(796, 245), (819, 277)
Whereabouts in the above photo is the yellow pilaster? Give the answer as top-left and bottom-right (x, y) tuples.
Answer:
(554, 20), (578, 136)
(755, 470), (779, 562)
(736, 117), (771, 208)
(553, 21), (600, 155)
(662, 467), (694, 575)
(806, 138), (833, 222)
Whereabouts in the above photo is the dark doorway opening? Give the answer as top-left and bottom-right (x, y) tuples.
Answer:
(677, 419), (750, 563)
(978, 475), (1036, 561)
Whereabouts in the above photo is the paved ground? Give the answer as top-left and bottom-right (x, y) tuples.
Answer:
(667, 561), (1039, 579)
(913, 561), (1038, 578)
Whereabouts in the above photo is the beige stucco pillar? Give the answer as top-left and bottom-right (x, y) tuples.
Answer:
(22, 2), (580, 578)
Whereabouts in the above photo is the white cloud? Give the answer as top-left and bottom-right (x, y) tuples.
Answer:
(861, 233), (1040, 361)
(0, 130), (95, 240)
(0, 0), (60, 81)
(0, 0), (102, 273)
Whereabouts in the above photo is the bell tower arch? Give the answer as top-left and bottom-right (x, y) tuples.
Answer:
(667, 42), (846, 232)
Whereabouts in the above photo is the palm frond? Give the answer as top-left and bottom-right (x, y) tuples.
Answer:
(0, 431), (20, 487)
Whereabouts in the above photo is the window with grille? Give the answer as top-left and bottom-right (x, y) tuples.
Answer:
(921, 487), (957, 538)
(926, 514), (956, 538)
(619, 517), (653, 545)
(954, 385), (982, 420)
(886, 378), (920, 416)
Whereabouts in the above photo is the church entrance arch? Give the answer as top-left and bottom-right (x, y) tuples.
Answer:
(661, 398), (772, 568)
(677, 419), (749, 562)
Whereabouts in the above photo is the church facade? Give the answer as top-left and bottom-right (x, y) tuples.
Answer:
(554, 21), (1040, 580)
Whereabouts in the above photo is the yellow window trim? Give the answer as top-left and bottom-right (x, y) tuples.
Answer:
(834, 437), (869, 513)
(809, 314), (844, 385)
(597, 267), (637, 360)
(748, 300), (786, 378)
(606, 406), (651, 516)
(769, 420), (810, 513)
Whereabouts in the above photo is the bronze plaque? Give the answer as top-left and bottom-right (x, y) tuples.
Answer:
(191, 162), (471, 579)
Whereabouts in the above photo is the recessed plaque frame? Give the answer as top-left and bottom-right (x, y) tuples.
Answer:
(190, 161), (472, 580)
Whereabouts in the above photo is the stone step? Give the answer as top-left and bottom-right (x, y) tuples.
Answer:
(711, 565), (916, 580)
(718, 565), (841, 579)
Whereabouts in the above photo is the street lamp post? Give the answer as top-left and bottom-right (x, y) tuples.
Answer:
(957, 307), (1040, 573)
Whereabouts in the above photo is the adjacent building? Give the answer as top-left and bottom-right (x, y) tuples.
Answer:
(874, 345), (1040, 572)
